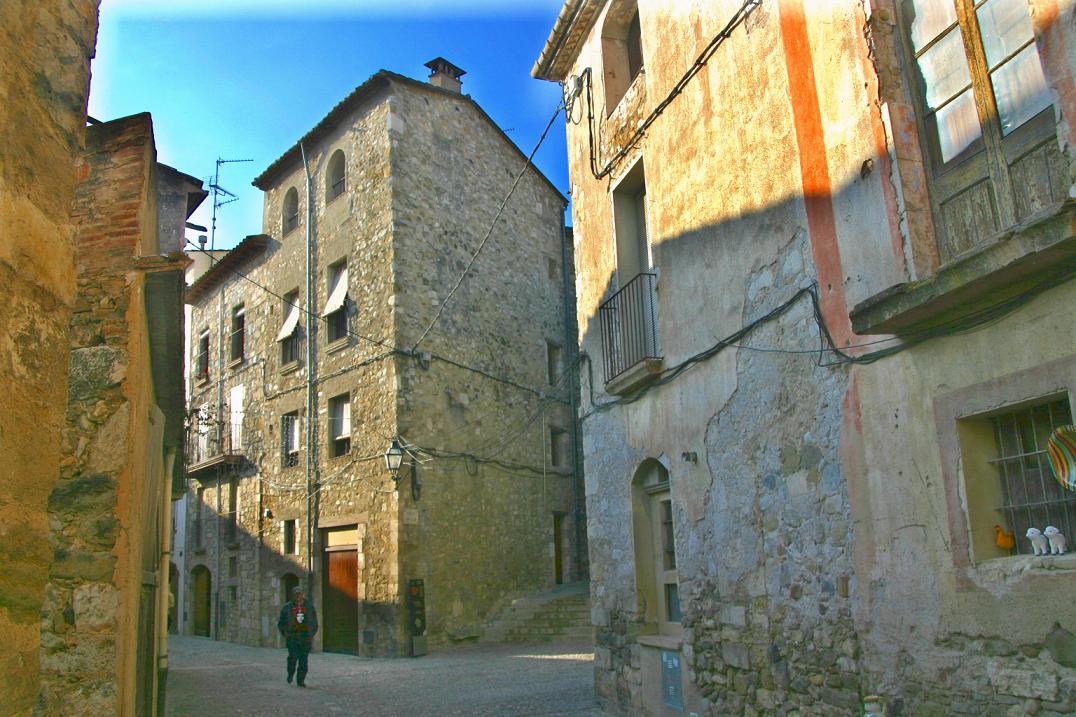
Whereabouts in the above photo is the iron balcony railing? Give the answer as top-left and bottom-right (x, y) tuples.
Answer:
(186, 415), (245, 472)
(598, 271), (660, 384)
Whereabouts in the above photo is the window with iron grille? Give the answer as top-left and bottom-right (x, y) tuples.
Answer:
(282, 411), (300, 467)
(229, 305), (245, 363)
(328, 394), (351, 458)
(196, 330), (210, 382)
(989, 398), (1073, 555)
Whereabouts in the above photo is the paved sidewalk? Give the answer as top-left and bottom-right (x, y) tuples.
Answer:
(166, 635), (612, 716)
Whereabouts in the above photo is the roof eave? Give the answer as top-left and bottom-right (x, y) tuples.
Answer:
(532, 0), (602, 82)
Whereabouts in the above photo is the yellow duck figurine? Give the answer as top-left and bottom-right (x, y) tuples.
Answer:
(993, 524), (1015, 551)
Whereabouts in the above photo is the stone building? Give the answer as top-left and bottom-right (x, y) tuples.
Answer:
(535, 1), (1076, 715)
(0, 3), (98, 715)
(37, 113), (205, 716)
(182, 60), (583, 658)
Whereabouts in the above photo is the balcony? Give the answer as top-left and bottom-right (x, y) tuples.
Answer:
(598, 272), (662, 394)
(186, 417), (245, 477)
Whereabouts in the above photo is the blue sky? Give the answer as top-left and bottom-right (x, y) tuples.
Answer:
(89, 0), (569, 250)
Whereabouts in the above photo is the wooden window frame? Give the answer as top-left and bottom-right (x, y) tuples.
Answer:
(896, 0), (1062, 263)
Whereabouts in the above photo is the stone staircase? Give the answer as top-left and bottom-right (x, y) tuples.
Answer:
(481, 581), (593, 643)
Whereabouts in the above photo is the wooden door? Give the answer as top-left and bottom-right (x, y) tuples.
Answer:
(322, 549), (358, 653)
(192, 567), (211, 636)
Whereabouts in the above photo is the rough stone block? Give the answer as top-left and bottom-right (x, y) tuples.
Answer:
(988, 661), (1060, 701)
(723, 644), (751, 670)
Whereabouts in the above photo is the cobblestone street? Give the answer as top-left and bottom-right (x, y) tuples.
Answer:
(166, 636), (611, 716)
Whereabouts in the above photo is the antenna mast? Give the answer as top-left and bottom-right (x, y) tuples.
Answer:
(208, 157), (253, 249)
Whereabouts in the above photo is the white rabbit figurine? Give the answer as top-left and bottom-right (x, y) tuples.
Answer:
(1026, 528), (1049, 556)
(1044, 526), (1067, 555)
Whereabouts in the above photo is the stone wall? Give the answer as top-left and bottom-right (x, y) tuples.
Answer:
(0, 3), (98, 715)
(184, 68), (580, 658)
(40, 114), (173, 716)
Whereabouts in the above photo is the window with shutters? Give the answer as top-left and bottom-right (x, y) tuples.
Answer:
(328, 393), (351, 458)
(323, 259), (348, 345)
(282, 187), (300, 235)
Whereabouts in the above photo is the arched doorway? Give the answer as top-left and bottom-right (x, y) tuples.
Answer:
(191, 566), (212, 637)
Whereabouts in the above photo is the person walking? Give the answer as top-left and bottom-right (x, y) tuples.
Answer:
(277, 586), (319, 687)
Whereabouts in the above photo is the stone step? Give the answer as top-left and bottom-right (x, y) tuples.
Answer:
(481, 582), (592, 643)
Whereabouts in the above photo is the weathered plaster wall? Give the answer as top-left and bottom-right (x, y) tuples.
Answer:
(555, 0), (939, 714)
(0, 3), (98, 714)
(847, 281), (1076, 716)
(553, 0), (1076, 715)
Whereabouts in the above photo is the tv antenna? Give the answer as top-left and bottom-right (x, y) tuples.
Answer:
(208, 157), (253, 249)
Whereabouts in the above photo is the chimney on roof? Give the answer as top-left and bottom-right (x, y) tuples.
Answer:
(425, 57), (465, 94)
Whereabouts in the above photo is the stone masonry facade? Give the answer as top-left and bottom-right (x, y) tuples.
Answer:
(183, 64), (584, 658)
(536, 1), (1076, 716)
(0, 3), (99, 715)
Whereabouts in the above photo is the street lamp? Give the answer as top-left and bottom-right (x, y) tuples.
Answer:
(384, 438), (404, 484)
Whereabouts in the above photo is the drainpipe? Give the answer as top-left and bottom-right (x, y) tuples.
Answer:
(214, 286), (225, 638)
(559, 217), (586, 580)
(156, 449), (177, 717)
(300, 141), (317, 597)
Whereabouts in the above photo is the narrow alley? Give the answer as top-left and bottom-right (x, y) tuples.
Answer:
(166, 635), (610, 717)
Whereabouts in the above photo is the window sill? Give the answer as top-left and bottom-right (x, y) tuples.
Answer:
(228, 357), (245, 369)
(193, 547), (206, 555)
(637, 633), (682, 650)
(850, 200), (1076, 335)
(605, 357), (663, 396)
(972, 552), (1076, 581)
(195, 376), (210, 387)
(325, 337), (350, 354)
(280, 361), (301, 376)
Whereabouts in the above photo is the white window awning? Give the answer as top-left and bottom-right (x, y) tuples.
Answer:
(276, 302), (301, 341)
(323, 265), (348, 315)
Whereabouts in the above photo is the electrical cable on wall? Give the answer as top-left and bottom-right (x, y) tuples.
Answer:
(565, 0), (761, 180)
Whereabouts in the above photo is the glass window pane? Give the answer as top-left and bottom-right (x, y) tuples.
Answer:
(992, 45), (1052, 135)
(977, 0), (1036, 69)
(907, 0), (958, 52)
(918, 28), (972, 109)
(665, 583), (681, 623)
(933, 89), (982, 162)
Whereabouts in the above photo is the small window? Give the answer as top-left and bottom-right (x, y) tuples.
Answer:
(323, 260), (348, 344)
(194, 487), (205, 548)
(328, 393), (351, 458)
(546, 341), (563, 386)
(282, 187), (299, 235)
(601, 1), (644, 112)
(225, 478), (238, 544)
(278, 290), (302, 366)
(547, 256), (559, 282)
(283, 520), (298, 555)
(326, 150), (346, 201)
(282, 411), (300, 467)
(550, 427), (568, 468)
(229, 556), (238, 578)
(196, 330), (210, 383)
(963, 397), (1074, 559)
(229, 305), (245, 363)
